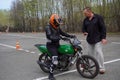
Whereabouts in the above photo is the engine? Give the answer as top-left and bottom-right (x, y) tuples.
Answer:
(58, 55), (70, 69)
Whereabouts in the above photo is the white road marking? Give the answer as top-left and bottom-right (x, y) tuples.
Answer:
(6, 34), (44, 39)
(6, 34), (85, 41)
(0, 43), (36, 54)
(31, 52), (35, 54)
(112, 42), (120, 44)
(0, 43), (16, 49)
(19, 48), (24, 50)
(80, 40), (86, 42)
(25, 50), (30, 52)
(33, 69), (77, 80)
(104, 59), (120, 64)
(0, 41), (120, 80)
(34, 58), (120, 80)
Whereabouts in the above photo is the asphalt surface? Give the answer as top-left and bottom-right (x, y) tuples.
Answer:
(0, 32), (120, 80)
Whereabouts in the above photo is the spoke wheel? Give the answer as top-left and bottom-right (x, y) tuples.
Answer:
(76, 55), (99, 79)
(38, 54), (50, 73)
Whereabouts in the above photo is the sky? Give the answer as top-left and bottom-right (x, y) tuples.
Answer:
(0, 0), (15, 10)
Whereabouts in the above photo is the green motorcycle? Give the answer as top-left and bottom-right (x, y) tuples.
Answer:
(35, 36), (99, 79)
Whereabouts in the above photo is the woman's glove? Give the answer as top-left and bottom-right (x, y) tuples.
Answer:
(70, 35), (76, 38)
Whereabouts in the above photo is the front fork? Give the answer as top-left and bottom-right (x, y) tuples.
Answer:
(70, 50), (83, 65)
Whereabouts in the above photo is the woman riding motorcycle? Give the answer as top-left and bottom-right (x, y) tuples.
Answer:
(45, 14), (75, 80)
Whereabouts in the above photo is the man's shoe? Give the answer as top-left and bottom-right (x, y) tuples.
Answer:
(80, 64), (84, 71)
(48, 73), (56, 80)
(99, 69), (105, 74)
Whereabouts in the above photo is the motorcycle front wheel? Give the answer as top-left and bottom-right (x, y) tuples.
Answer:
(76, 55), (99, 79)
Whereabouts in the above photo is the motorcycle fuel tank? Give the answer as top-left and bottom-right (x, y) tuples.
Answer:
(35, 44), (75, 56)
(58, 44), (75, 55)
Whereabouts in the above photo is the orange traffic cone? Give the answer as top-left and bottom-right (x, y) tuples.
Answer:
(16, 40), (21, 50)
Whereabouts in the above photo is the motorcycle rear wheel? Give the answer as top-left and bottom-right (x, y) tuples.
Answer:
(76, 55), (99, 79)
(38, 53), (50, 73)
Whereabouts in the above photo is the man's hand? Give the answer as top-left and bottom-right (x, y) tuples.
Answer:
(83, 32), (88, 36)
(101, 39), (107, 44)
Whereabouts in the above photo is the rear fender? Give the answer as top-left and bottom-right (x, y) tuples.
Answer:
(34, 44), (51, 56)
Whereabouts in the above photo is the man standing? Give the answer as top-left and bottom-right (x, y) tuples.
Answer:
(82, 7), (107, 74)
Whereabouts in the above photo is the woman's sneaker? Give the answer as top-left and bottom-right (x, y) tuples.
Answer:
(52, 56), (58, 65)
(48, 73), (56, 80)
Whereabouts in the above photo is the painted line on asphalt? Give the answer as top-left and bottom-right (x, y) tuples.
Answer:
(34, 69), (77, 80)
(0, 43), (36, 54)
(4, 34), (120, 43)
(33, 58), (120, 80)
(80, 40), (86, 42)
(112, 42), (120, 44)
(0, 43), (16, 49)
(104, 59), (120, 64)
(7, 34), (41, 39)
(0, 41), (120, 80)
(6, 34), (85, 41)
(30, 51), (36, 54)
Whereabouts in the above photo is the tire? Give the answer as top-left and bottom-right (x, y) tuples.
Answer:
(38, 53), (50, 73)
(76, 55), (99, 79)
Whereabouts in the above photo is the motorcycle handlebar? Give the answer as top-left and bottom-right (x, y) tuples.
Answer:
(60, 36), (74, 44)
(61, 37), (70, 41)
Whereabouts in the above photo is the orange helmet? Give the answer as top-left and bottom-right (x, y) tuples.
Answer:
(49, 14), (63, 29)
